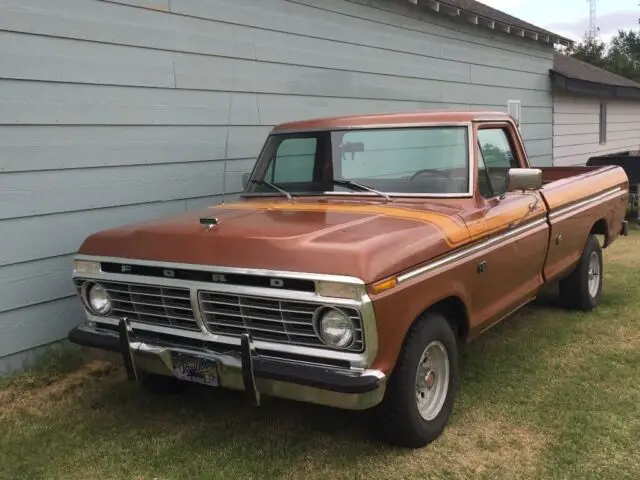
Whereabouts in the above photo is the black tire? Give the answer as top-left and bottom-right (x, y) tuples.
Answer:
(375, 311), (459, 448)
(139, 373), (188, 395)
(558, 234), (603, 311)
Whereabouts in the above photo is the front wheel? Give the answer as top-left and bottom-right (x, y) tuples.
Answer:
(375, 311), (459, 448)
(558, 234), (603, 310)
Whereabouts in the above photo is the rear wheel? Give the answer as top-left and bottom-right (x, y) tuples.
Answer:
(558, 234), (603, 310)
(375, 311), (459, 448)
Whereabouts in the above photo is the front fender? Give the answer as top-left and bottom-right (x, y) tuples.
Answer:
(367, 275), (471, 374)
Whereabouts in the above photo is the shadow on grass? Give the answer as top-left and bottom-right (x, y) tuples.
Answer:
(0, 341), (87, 391)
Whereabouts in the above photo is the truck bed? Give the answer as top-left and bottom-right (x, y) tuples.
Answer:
(541, 153), (638, 221)
(539, 165), (606, 184)
(535, 164), (628, 281)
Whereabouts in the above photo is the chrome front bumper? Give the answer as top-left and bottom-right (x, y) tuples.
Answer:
(69, 322), (387, 411)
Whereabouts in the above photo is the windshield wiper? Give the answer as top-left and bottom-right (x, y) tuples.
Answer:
(250, 179), (293, 202)
(331, 179), (391, 203)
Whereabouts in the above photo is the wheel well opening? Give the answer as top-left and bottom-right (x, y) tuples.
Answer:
(428, 296), (469, 343)
(590, 218), (608, 247)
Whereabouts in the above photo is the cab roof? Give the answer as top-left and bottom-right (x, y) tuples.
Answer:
(271, 110), (514, 133)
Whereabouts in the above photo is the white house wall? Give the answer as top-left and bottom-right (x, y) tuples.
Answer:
(0, 0), (555, 371)
(553, 94), (640, 166)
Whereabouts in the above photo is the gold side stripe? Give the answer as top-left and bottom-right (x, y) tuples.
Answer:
(397, 218), (548, 284)
(216, 200), (536, 248)
(549, 187), (624, 219)
(397, 186), (625, 284)
(219, 201), (469, 245)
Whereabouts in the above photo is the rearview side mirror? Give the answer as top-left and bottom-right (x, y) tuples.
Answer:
(339, 142), (365, 154)
(242, 172), (250, 189)
(339, 141), (365, 161)
(507, 168), (542, 192)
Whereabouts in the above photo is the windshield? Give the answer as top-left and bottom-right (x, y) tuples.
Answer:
(244, 126), (470, 197)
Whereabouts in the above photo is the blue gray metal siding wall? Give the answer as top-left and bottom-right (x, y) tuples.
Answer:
(0, 0), (554, 370)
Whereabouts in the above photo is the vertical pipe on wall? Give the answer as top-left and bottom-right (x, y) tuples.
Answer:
(221, 95), (233, 204)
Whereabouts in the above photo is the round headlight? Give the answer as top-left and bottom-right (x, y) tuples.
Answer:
(316, 308), (355, 349)
(85, 282), (111, 315)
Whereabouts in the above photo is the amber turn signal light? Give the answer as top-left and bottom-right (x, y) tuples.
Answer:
(371, 277), (398, 294)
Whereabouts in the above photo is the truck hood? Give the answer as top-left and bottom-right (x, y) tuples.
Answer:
(78, 198), (472, 284)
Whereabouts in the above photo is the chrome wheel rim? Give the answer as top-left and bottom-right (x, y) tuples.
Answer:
(415, 340), (450, 421)
(587, 251), (601, 298)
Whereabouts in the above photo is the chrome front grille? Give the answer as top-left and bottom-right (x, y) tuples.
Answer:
(198, 292), (364, 351)
(74, 279), (198, 331)
(74, 277), (365, 351)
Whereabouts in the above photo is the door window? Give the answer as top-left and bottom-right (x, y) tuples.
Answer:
(477, 128), (520, 197)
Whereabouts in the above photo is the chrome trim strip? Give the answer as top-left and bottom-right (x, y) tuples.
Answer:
(313, 192), (475, 199)
(548, 187), (624, 220)
(397, 217), (548, 284)
(356, 288), (377, 369)
(361, 369), (386, 380)
(190, 283), (208, 333)
(473, 118), (521, 124)
(74, 271), (363, 305)
(74, 254), (365, 286)
(270, 121), (474, 134)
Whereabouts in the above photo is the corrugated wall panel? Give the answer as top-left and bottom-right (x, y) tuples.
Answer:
(520, 124), (553, 141)
(553, 94), (640, 166)
(0, 256), (75, 315)
(0, 81), (243, 125)
(0, 0), (549, 75)
(0, 298), (85, 361)
(0, 0), (554, 367)
(1, 201), (188, 267)
(0, 32), (176, 88)
(106, 0), (169, 9)
(0, 126), (236, 172)
(0, 161), (227, 219)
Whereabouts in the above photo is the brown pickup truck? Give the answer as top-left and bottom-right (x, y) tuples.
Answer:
(68, 111), (629, 448)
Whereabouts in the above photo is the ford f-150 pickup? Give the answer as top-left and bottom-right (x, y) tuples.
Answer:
(68, 110), (629, 448)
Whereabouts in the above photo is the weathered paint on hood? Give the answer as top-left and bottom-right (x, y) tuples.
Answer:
(78, 198), (472, 284)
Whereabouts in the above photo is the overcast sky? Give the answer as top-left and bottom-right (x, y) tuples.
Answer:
(479, 0), (638, 43)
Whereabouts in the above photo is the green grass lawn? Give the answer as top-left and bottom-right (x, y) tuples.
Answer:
(2, 230), (640, 480)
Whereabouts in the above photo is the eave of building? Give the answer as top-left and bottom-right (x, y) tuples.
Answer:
(402, 0), (574, 47)
(550, 70), (640, 101)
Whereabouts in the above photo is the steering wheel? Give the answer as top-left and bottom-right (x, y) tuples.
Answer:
(410, 168), (451, 181)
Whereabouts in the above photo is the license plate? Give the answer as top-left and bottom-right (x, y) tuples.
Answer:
(171, 353), (219, 387)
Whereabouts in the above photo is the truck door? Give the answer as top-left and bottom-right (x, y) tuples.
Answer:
(459, 122), (549, 332)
